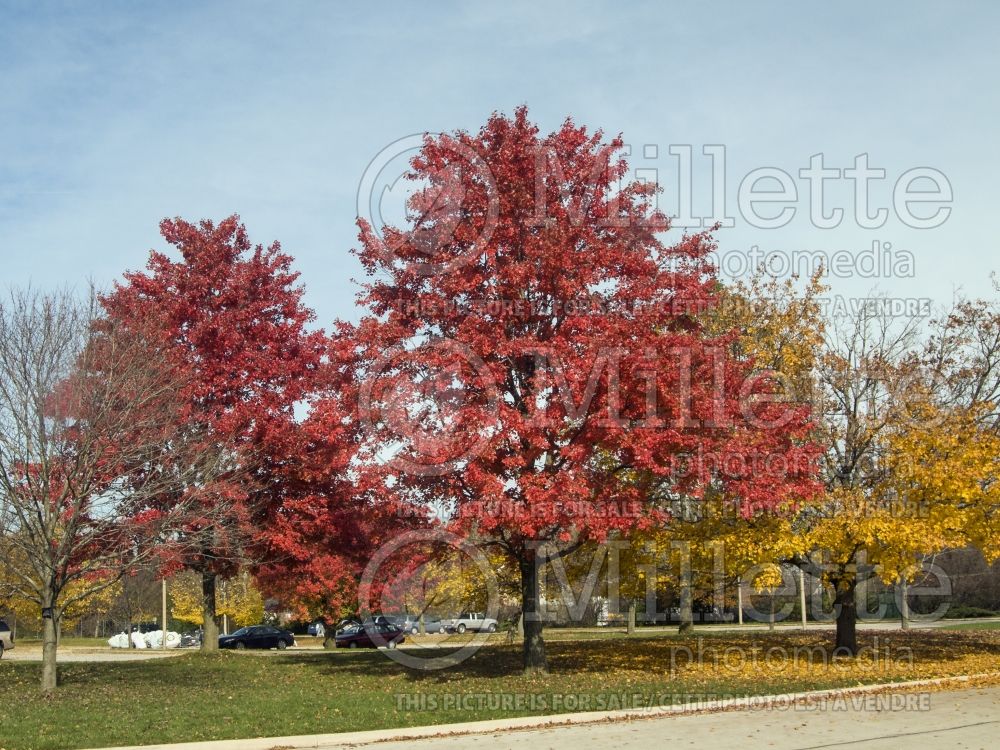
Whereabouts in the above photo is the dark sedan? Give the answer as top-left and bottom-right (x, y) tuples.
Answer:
(334, 621), (405, 649)
(219, 625), (295, 650)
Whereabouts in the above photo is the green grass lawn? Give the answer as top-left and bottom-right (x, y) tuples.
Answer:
(940, 621), (1000, 631)
(2, 630), (999, 750)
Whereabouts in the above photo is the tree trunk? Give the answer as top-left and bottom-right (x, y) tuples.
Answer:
(418, 614), (426, 636)
(41, 607), (59, 693)
(835, 578), (858, 655)
(626, 599), (636, 635)
(678, 579), (694, 634)
(899, 578), (910, 631)
(520, 556), (547, 673)
(200, 571), (219, 652)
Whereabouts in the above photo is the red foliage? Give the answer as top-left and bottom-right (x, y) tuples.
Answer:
(351, 107), (821, 562)
(100, 216), (328, 577)
(253, 335), (418, 620)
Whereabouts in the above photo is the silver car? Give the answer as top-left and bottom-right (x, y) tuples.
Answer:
(445, 612), (498, 633)
(0, 620), (13, 658)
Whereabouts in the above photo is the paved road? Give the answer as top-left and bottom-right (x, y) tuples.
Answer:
(359, 687), (1000, 750)
(3, 647), (181, 662)
(5, 618), (996, 662)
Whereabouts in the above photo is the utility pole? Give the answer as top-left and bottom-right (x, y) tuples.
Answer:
(161, 578), (168, 650)
(799, 567), (808, 630)
(736, 577), (743, 626)
(900, 577), (911, 631)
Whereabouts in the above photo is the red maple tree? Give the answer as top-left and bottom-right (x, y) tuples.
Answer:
(253, 329), (416, 628)
(351, 108), (821, 671)
(101, 215), (326, 648)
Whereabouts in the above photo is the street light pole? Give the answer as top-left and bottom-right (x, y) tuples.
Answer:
(900, 577), (911, 630)
(161, 578), (168, 650)
(799, 567), (808, 630)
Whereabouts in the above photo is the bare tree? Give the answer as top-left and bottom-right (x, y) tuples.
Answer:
(0, 287), (229, 692)
(806, 300), (923, 653)
(926, 286), (1000, 426)
(817, 300), (922, 494)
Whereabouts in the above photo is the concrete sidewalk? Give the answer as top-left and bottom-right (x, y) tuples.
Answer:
(372, 685), (1000, 750)
(83, 674), (1000, 750)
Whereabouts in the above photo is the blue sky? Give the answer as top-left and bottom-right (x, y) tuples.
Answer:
(1, 1), (997, 327)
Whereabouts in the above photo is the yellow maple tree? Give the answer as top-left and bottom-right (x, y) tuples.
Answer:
(169, 571), (263, 630)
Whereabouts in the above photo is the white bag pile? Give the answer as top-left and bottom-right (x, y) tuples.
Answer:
(108, 630), (181, 648)
(144, 630), (181, 649)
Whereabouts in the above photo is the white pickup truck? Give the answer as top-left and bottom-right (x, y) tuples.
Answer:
(445, 612), (498, 633)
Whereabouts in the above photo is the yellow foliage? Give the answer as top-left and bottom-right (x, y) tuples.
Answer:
(799, 398), (999, 585)
(390, 547), (517, 617)
(0, 538), (120, 629)
(708, 267), (827, 395)
(169, 571), (264, 628)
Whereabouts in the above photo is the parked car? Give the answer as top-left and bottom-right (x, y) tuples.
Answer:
(307, 621), (326, 637)
(178, 631), (201, 648)
(419, 616), (446, 634)
(0, 620), (13, 658)
(218, 625), (295, 650)
(697, 605), (734, 623)
(444, 612), (498, 634)
(666, 605), (734, 623)
(334, 621), (405, 649)
(386, 614), (417, 633)
(387, 615), (446, 635)
(335, 615), (390, 633)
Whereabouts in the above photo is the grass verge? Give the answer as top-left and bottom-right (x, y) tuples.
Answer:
(939, 621), (1000, 631)
(1, 629), (998, 750)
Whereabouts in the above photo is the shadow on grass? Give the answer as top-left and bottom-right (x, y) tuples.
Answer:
(28, 628), (999, 694)
(262, 629), (1000, 685)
